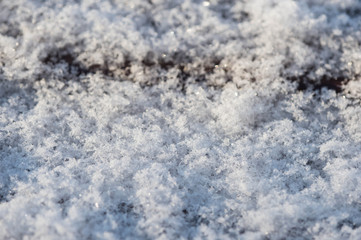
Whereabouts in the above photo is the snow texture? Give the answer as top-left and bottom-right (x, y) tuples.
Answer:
(1, 0), (361, 239)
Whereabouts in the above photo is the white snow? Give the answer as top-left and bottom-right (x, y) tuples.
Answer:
(1, 0), (361, 239)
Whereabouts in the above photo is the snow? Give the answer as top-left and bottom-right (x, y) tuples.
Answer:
(1, 0), (361, 239)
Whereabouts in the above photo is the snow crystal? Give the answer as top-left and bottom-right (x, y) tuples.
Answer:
(1, 0), (361, 239)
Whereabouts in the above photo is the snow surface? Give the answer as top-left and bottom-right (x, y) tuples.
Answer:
(1, 0), (361, 239)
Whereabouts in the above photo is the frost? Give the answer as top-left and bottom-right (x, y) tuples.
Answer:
(1, 0), (361, 239)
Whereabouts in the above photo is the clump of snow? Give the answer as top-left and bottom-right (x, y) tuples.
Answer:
(1, 0), (361, 239)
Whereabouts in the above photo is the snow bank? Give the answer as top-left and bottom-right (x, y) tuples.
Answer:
(1, 0), (361, 239)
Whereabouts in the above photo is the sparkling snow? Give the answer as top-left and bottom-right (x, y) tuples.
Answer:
(1, 0), (361, 239)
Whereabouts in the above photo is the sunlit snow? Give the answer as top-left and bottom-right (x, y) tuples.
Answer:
(1, 0), (361, 239)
